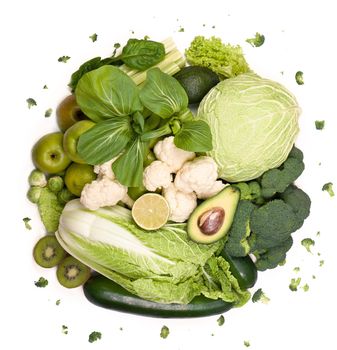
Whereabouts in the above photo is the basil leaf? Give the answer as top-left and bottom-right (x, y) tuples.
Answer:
(139, 68), (188, 119)
(174, 120), (213, 152)
(112, 137), (147, 187)
(77, 116), (133, 164)
(121, 39), (165, 71)
(75, 66), (142, 122)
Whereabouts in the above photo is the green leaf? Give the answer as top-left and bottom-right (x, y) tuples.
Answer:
(174, 120), (212, 152)
(77, 116), (133, 165)
(112, 137), (147, 187)
(75, 65), (142, 122)
(121, 39), (165, 70)
(139, 68), (188, 118)
(132, 111), (145, 133)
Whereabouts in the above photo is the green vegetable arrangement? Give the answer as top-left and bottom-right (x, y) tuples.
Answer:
(26, 34), (311, 318)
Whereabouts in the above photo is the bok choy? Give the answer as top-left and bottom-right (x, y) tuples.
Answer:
(56, 199), (250, 305)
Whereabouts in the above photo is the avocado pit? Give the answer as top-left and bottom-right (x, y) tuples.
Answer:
(198, 207), (225, 235)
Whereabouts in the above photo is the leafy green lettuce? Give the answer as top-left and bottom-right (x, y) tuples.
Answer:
(56, 199), (249, 306)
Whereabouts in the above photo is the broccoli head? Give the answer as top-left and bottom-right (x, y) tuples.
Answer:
(260, 146), (305, 198)
(225, 200), (257, 257)
(254, 236), (293, 271)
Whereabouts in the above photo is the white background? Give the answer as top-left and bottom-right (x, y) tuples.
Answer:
(1, 0), (337, 349)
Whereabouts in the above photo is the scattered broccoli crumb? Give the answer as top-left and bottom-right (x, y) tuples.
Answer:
(56, 299), (61, 305)
(44, 108), (53, 118)
(88, 331), (102, 343)
(217, 315), (225, 326)
(23, 217), (32, 230)
(293, 267), (300, 273)
(246, 32), (265, 47)
(315, 120), (325, 130)
(119, 327), (123, 331)
(244, 340), (251, 347)
(252, 288), (270, 304)
(58, 55), (71, 63)
(178, 27), (185, 32)
(34, 277), (48, 288)
(322, 182), (334, 197)
(319, 260), (325, 267)
(302, 284), (310, 292)
(160, 325), (170, 339)
(143, 35), (150, 40)
(301, 238), (315, 253)
(312, 275), (316, 279)
(89, 33), (98, 42)
(289, 277), (301, 291)
(62, 325), (68, 334)
(295, 71), (304, 85)
(43, 85), (48, 89)
(316, 231), (321, 237)
(26, 98), (37, 109)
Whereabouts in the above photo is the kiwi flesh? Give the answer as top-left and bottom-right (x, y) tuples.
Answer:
(56, 256), (91, 288)
(33, 235), (67, 268)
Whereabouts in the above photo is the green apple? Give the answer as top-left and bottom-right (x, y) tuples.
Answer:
(32, 132), (71, 174)
(63, 120), (95, 163)
(64, 163), (96, 196)
(56, 95), (88, 132)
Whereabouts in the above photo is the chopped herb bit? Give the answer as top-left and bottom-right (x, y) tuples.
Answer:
(44, 108), (53, 118)
(289, 277), (301, 291)
(26, 98), (37, 109)
(88, 331), (102, 343)
(160, 325), (169, 339)
(252, 288), (270, 304)
(56, 299), (61, 305)
(246, 32), (265, 47)
(217, 315), (225, 326)
(319, 260), (325, 267)
(34, 277), (48, 288)
(295, 71), (304, 85)
(89, 33), (98, 42)
(23, 217), (32, 230)
(322, 182), (334, 197)
(301, 238), (315, 253)
(293, 267), (300, 273)
(315, 120), (325, 130)
(178, 27), (185, 32)
(302, 284), (310, 292)
(58, 55), (71, 63)
(43, 85), (48, 89)
(244, 340), (251, 347)
(62, 325), (68, 334)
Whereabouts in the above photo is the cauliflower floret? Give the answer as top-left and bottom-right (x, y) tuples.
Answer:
(196, 180), (226, 199)
(80, 176), (127, 210)
(163, 183), (197, 223)
(154, 136), (195, 173)
(174, 156), (219, 194)
(93, 157), (117, 180)
(143, 160), (172, 192)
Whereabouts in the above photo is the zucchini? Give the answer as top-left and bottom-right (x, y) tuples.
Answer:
(174, 66), (220, 104)
(83, 274), (233, 318)
(221, 250), (258, 290)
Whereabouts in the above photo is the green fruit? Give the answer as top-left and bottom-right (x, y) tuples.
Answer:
(32, 132), (71, 174)
(57, 256), (91, 288)
(64, 163), (96, 196)
(56, 95), (87, 132)
(63, 120), (95, 163)
(128, 185), (147, 201)
(33, 235), (67, 268)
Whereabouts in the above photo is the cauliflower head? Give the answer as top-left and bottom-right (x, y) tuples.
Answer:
(196, 180), (226, 199)
(80, 176), (127, 210)
(154, 136), (195, 173)
(174, 156), (219, 195)
(163, 183), (197, 223)
(93, 157), (117, 180)
(143, 160), (173, 192)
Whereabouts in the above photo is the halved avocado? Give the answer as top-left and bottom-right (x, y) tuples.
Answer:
(187, 185), (240, 244)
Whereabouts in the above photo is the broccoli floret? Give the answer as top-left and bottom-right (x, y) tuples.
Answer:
(225, 200), (257, 257)
(301, 238), (315, 253)
(254, 236), (293, 271)
(260, 147), (305, 198)
(234, 181), (264, 204)
(248, 200), (299, 251)
(279, 185), (311, 230)
(252, 288), (270, 303)
(322, 182), (334, 197)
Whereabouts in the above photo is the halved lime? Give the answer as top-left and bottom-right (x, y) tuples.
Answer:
(132, 193), (170, 230)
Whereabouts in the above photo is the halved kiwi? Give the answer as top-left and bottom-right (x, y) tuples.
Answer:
(56, 256), (91, 288)
(33, 235), (67, 268)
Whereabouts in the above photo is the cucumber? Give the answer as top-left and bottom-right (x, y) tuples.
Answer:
(83, 274), (233, 318)
(221, 250), (258, 290)
(174, 66), (220, 104)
